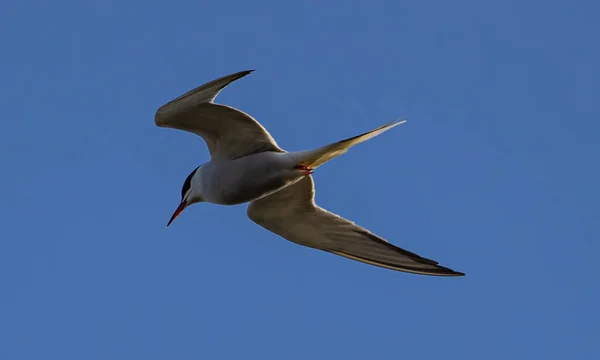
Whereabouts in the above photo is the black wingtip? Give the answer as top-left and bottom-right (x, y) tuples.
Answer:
(232, 69), (255, 81)
(443, 269), (466, 277)
(414, 267), (465, 277)
(435, 265), (465, 277)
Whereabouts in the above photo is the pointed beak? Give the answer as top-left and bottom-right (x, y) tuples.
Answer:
(166, 199), (187, 227)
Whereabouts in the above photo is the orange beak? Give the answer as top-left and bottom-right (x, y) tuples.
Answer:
(166, 199), (187, 227)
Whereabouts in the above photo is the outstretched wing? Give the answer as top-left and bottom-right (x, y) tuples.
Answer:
(247, 177), (464, 276)
(155, 70), (284, 160)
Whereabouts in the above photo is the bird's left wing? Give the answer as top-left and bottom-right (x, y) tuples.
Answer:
(247, 176), (464, 276)
(155, 70), (284, 160)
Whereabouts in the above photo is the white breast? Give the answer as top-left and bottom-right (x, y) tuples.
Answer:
(196, 152), (304, 205)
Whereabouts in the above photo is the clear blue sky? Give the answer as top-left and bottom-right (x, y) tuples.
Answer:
(1, 1), (598, 359)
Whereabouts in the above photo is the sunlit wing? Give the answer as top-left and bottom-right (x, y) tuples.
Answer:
(247, 177), (464, 276)
(155, 70), (283, 160)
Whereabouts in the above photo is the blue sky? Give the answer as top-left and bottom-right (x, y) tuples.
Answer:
(1, 0), (598, 359)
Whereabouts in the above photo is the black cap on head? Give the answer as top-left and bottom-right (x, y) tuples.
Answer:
(181, 166), (200, 199)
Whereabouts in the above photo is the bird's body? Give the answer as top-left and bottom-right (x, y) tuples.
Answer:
(193, 151), (304, 205)
(155, 69), (464, 277)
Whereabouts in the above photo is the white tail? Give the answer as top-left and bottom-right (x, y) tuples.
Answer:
(294, 120), (406, 169)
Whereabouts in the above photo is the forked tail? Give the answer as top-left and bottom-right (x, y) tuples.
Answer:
(294, 120), (406, 170)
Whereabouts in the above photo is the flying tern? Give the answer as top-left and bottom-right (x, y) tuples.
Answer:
(155, 70), (464, 276)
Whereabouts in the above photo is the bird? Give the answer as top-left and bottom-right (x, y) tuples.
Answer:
(155, 69), (464, 277)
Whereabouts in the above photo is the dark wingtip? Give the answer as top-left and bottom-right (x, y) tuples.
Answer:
(230, 69), (255, 81)
(441, 268), (465, 277)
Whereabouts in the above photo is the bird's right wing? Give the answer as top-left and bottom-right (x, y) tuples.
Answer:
(155, 70), (284, 160)
(247, 176), (464, 276)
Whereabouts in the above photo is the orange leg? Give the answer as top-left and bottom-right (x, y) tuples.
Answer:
(295, 164), (314, 175)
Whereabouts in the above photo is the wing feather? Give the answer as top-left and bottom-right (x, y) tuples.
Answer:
(155, 70), (283, 159)
(247, 177), (464, 276)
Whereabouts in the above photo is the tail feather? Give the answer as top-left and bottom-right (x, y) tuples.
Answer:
(295, 120), (406, 169)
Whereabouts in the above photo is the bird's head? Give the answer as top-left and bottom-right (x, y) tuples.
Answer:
(166, 166), (205, 227)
